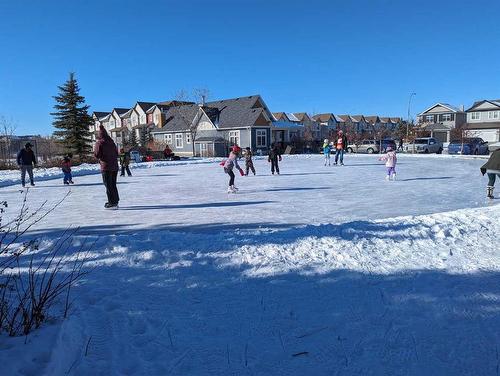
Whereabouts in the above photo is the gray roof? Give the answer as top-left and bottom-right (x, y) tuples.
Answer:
(151, 95), (272, 134)
(112, 108), (130, 115)
(136, 102), (157, 112)
(93, 111), (109, 119)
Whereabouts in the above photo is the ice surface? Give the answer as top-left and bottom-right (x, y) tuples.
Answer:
(0, 154), (498, 376)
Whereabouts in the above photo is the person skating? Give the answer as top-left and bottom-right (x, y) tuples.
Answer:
(480, 148), (500, 199)
(323, 139), (331, 166)
(62, 155), (74, 185)
(222, 145), (244, 193)
(268, 143), (282, 175)
(163, 145), (174, 160)
(397, 138), (404, 152)
(244, 147), (256, 176)
(119, 148), (132, 177)
(94, 125), (120, 209)
(16, 142), (37, 187)
(379, 145), (397, 181)
(334, 130), (348, 165)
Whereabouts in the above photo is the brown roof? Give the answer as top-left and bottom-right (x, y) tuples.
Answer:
(364, 116), (380, 124)
(312, 113), (334, 122)
(293, 112), (310, 122)
(273, 112), (289, 121)
(464, 122), (500, 130)
(350, 115), (365, 122)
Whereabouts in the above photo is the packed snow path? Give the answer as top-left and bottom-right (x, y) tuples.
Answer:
(0, 154), (499, 376)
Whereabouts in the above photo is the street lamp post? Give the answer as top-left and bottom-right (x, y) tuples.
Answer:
(406, 92), (416, 154)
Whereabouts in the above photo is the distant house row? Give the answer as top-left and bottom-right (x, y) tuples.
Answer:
(417, 100), (500, 143)
(91, 95), (402, 157)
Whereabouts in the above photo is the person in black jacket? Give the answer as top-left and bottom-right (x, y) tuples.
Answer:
(268, 143), (282, 175)
(17, 142), (37, 187)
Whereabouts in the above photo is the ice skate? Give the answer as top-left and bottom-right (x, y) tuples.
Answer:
(391, 174), (396, 181)
(232, 185), (239, 191)
(487, 186), (494, 199)
(385, 175), (390, 181)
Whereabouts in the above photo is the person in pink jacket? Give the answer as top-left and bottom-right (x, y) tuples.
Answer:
(221, 145), (244, 193)
(379, 145), (397, 181)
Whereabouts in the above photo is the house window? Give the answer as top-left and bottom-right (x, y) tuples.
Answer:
(155, 114), (160, 124)
(256, 129), (267, 147)
(110, 120), (115, 128)
(186, 133), (192, 144)
(140, 115), (146, 124)
(175, 133), (183, 148)
(471, 112), (481, 120)
(132, 116), (138, 126)
(229, 130), (240, 145)
(488, 111), (499, 119)
(425, 115), (434, 122)
(147, 114), (153, 123)
(164, 134), (173, 145)
(442, 114), (452, 121)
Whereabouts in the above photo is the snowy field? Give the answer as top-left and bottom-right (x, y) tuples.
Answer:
(0, 154), (499, 375)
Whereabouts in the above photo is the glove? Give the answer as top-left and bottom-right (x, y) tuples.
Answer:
(219, 160), (226, 166)
(279, 156), (282, 162)
(239, 168), (245, 176)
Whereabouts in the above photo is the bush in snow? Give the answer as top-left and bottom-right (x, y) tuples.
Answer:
(0, 190), (91, 337)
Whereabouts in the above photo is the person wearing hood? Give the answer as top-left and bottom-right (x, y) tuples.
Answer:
(480, 149), (500, 199)
(379, 145), (397, 181)
(94, 125), (120, 208)
(323, 139), (331, 166)
(17, 142), (37, 187)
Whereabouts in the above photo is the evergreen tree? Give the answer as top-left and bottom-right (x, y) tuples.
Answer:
(51, 73), (93, 156)
(129, 130), (138, 148)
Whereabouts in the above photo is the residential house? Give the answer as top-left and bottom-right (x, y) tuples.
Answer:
(271, 112), (304, 144)
(131, 101), (157, 140)
(417, 103), (466, 142)
(338, 115), (367, 134)
(91, 112), (110, 144)
(312, 113), (341, 136)
(464, 99), (500, 142)
(151, 95), (274, 157)
(364, 116), (382, 132)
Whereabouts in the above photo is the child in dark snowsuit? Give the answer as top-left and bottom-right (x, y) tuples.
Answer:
(268, 144), (282, 175)
(62, 156), (73, 185)
(244, 147), (256, 175)
(119, 149), (132, 177)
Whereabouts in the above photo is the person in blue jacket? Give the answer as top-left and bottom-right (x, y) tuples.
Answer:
(17, 142), (37, 187)
(323, 139), (331, 166)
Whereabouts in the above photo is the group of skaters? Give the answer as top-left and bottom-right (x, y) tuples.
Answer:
(13, 124), (500, 206)
(221, 143), (282, 193)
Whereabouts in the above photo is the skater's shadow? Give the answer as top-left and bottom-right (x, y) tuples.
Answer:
(119, 200), (274, 211)
(41, 182), (133, 188)
(398, 176), (453, 182)
(264, 187), (331, 192)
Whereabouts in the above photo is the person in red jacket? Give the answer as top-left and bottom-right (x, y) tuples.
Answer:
(94, 125), (120, 209)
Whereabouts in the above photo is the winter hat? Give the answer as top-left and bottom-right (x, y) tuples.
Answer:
(245, 147), (250, 150)
(386, 145), (394, 151)
(324, 139), (329, 143)
(64, 156), (70, 162)
(338, 130), (344, 134)
(25, 142), (33, 148)
(232, 145), (241, 153)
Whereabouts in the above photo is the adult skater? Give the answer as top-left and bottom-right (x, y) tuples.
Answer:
(397, 138), (404, 152)
(480, 148), (500, 199)
(244, 146), (256, 176)
(119, 148), (132, 177)
(17, 142), (37, 187)
(268, 143), (282, 175)
(94, 125), (120, 209)
(223, 145), (244, 193)
(323, 139), (331, 166)
(334, 130), (348, 166)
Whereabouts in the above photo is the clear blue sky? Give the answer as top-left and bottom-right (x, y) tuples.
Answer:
(1, 0), (499, 135)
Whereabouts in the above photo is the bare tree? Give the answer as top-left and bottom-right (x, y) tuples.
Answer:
(0, 115), (17, 167)
(169, 88), (211, 157)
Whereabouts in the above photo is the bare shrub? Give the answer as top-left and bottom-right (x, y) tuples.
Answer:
(0, 190), (91, 337)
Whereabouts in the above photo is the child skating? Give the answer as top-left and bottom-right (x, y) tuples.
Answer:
(268, 143), (282, 175)
(62, 155), (74, 185)
(244, 147), (256, 175)
(323, 139), (331, 166)
(379, 145), (397, 180)
(222, 145), (244, 193)
(480, 148), (500, 199)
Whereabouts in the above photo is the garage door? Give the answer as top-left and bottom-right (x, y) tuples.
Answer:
(474, 129), (500, 143)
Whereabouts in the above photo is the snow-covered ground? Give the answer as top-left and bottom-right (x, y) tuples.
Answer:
(0, 154), (499, 376)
